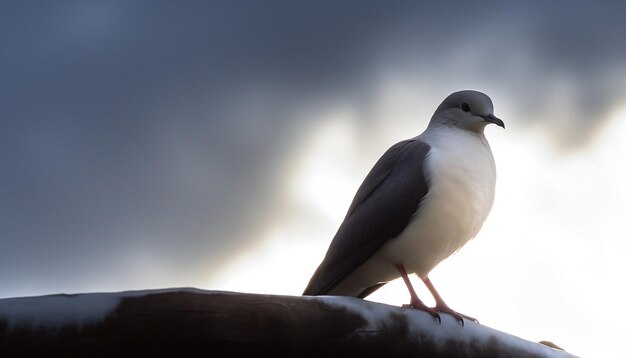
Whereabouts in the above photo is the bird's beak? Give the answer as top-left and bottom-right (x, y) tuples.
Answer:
(482, 113), (505, 129)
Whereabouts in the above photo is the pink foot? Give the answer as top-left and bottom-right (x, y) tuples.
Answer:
(402, 300), (441, 324)
(435, 304), (478, 326)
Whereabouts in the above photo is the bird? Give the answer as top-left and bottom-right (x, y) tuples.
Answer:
(303, 90), (504, 325)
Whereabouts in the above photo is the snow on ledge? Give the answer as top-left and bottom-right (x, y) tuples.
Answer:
(308, 295), (573, 357)
(0, 287), (215, 331)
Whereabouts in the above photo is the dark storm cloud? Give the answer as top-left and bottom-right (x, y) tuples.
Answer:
(0, 0), (420, 296)
(2, 0), (626, 297)
(366, 1), (626, 145)
(517, 1), (626, 143)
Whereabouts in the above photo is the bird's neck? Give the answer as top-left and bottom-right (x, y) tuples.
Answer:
(423, 123), (487, 142)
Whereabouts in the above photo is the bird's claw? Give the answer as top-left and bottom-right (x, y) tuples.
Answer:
(402, 301), (479, 326)
(402, 302), (442, 324)
(433, 312), (442, 324)
(434, 305), (478, 327)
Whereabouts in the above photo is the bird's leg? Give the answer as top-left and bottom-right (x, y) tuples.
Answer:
(394, 264), (441, 323)
(421, 276), (478, 326)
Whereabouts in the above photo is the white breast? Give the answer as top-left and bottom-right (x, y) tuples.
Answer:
(327, 128), (497, 296)
(378, 128), (496, 278)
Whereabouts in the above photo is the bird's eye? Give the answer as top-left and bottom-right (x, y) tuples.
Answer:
(461, 103), (471, 112)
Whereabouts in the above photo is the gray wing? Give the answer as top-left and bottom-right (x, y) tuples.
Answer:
(303, 139), (431, 297)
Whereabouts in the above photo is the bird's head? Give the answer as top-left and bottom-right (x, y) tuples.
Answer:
(429, 90), (505, 133)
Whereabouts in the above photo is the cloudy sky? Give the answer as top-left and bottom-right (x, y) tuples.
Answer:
(3, 1), (626, 356)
